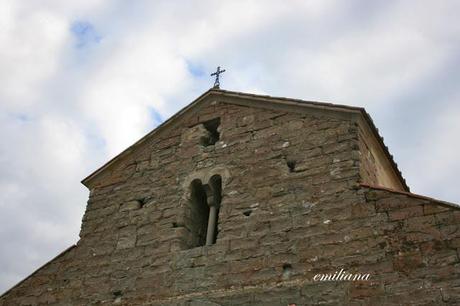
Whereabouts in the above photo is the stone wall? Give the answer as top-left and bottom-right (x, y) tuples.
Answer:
(1, 98), (459, 305)
(357, 121), (405, 192)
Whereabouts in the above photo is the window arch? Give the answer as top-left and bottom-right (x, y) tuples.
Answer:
(185, 175), (222, 248)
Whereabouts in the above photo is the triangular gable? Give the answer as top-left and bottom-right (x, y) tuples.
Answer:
(82, 89), (409, 191)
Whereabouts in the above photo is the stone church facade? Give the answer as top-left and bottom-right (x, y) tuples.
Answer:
(1, 89), (460, 305)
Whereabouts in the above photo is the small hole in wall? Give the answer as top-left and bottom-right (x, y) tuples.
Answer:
(243, 209), (252, 217)
(113, 290), (122, 297)
(138, 198), (147, 208)
(172, 222), (179, 228)
(282, 263), (293, 279)
(286, 160), (296, 172)
(113, 290), (122, 304)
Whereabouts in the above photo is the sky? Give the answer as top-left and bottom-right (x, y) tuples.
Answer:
(1, 0), (460, 293)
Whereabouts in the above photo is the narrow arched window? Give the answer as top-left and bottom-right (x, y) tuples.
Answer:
(189, 179), (209, 247)
(207, 175), (222, 244)
(186, 175), (222, 248)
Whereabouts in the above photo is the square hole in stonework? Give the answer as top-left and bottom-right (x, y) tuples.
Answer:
(200, 118), (220, 146)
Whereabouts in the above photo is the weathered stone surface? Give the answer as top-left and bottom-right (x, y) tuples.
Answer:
(1, 91), (459, 305)
(120, 200), (141, 212)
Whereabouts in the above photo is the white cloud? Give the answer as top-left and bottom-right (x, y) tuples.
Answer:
(1, 0), (460, 293)
(0, 1), (69, 110)
(402, 95), (460, 202)
(78, 33), (191, 155)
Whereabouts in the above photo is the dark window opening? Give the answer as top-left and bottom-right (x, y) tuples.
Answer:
(189, 179), (210, 247)
(200, 118), (220, 146)
(186, 175), (222, 248)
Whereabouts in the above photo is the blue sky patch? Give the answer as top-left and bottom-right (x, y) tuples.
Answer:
(149, 107), (163, 127)
(186, 61), (206, 77)
(70, 21), (102, 48)
(12, 113), (30, 123)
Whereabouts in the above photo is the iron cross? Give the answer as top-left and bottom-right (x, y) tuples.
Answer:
(211, 66), (226, 88)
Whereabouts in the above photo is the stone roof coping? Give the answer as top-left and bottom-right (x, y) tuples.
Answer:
(0, 245), (76, 298)
(360, 183), (459, 209)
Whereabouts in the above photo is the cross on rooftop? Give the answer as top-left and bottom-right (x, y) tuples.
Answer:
(211, 66), (226, 89)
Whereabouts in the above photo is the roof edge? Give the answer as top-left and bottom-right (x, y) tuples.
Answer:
(360, 183), (459, 209)
(81, 88), (219, 187)
(0, 245), (77, 298)
(81, 89), (409, 191)
(359, 111), (410, 192)
(215, 90), (409, 192)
